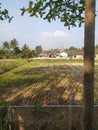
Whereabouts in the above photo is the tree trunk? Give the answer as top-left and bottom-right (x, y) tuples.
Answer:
(83, 0), (96, 130)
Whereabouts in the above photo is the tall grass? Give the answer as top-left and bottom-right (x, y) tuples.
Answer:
(0, 59), (28, 74)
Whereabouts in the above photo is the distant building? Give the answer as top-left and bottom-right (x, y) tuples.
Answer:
(59, 52), (68, 58)
(39, 49), (84, 59)
(95, 49), (98, 59)
(67, 50), (84, 59)
(39, 49), (62, 58)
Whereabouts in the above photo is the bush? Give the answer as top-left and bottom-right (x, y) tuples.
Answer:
(0, 100), (10, 130)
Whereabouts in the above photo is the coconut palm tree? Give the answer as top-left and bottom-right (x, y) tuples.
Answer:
(10, 38), (20, 58)
(2, 41), (10, 58)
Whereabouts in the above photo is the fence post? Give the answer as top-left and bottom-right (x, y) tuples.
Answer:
(8, 106), (14, 130)
(68, 105), (73, 130)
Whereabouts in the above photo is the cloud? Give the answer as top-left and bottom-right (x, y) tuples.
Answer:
(53, 30), (69, 37)
(39, 30), (69, 49)
(41, 30), (69, 39)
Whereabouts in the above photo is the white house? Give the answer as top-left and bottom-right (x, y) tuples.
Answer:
(59, 52), (68, 58)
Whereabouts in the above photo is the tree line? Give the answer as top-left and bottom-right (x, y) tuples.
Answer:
(0, 38), (42, 59)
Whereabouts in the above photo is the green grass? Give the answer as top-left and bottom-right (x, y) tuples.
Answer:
(0, 59), (28, 74)
(37, 58), (83, 64)
(0, 59), (83, 104)
(0, 59), (98, 129)
(0, 59), (98, 105)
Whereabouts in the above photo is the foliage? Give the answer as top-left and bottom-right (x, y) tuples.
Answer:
(10, 39), (20, 56)
(0, 3), (13, 22)
(2, 39), (20, 59)
(1, 39), (43, 59)
(68, 46), (78, 50)
(35, 45), (43, 56)
(0, 100), (10, 130)
(21, 0), (84, 28)
(0, 59), (28, 74)
(21, 44), (32, 58)
(31, 107), (68, 130)
(0, 0), (85, 27)
(0, 49), (5, 59)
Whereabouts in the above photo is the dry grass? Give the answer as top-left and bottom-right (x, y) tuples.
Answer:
(0, 59), (84, 105)
(1, 59), (98, 129)
(1, 59), (98, 105)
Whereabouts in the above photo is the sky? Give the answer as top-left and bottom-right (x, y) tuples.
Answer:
(0, 0), (98, 50)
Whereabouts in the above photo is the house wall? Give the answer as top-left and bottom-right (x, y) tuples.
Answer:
(75, 55), (83, 59)
(95, 54), (98, 59)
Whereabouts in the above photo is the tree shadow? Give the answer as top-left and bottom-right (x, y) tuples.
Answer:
(0, 64), (84, 129)
(0, 64), (83, 105)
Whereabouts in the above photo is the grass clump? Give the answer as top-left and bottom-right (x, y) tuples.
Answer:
(0, 59), (28, 74)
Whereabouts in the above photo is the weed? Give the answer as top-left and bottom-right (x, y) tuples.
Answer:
(0, 100), (10, 130)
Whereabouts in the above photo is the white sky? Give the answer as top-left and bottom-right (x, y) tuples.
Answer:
(0, 0), (98, 50)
